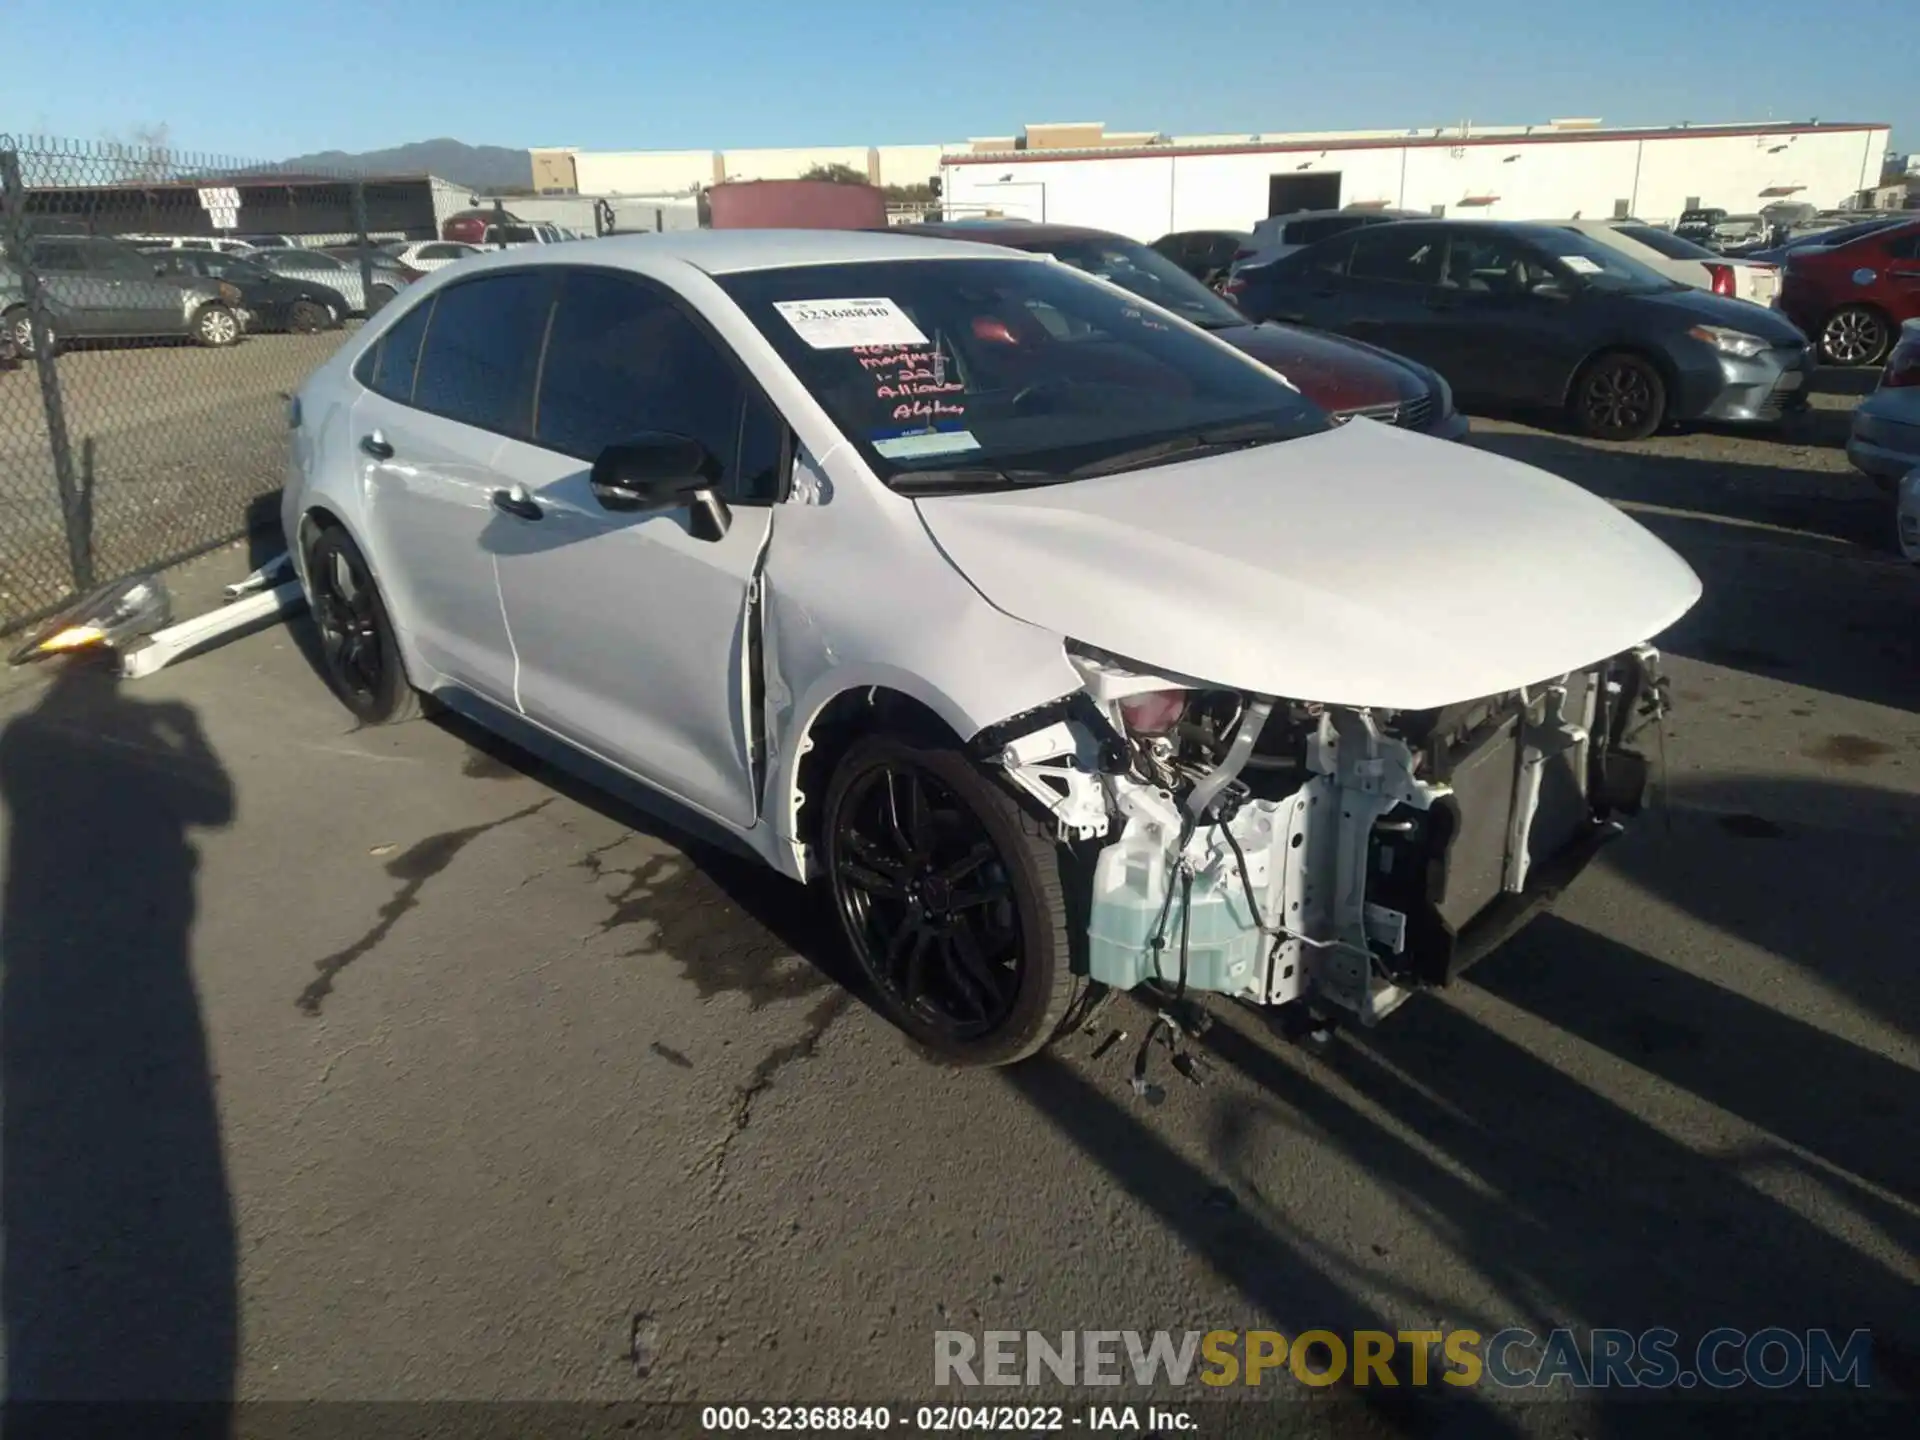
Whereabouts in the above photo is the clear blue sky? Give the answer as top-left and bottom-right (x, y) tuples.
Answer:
(1, 0), (1910, 163)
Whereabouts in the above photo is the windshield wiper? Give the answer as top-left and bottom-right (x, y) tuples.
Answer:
(891, 465), (1063, 497)
(1068, 418), (1303, 479)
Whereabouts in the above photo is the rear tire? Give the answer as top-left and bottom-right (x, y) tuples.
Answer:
(5, 307), (54, 358)
(1572, 352), (1665, 442)
(367, 284), (396, 314)
(821, 735), (1080, 1067)
(1818, 305), (1891, 367)
(304, 523), (421, 724)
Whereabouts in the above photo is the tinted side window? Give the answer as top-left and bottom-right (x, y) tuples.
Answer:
(1300, 234), (1358, 276)
(357, 297), (437, 402)
(535, 270), (757, 495)
(1287, 217), (1342, 246)
(1348, 228), (1442, 285)
(31, 242), (87, 272)
(1884, 231), (1920, 261)
(735, 392), (789, 504)
(411, 272), (552, 435)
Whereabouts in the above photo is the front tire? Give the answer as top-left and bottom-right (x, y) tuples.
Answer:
(1572, 352), (1665, 442)
(1819, 305), (1891, 367)
(304, 524), (420, 724)
(191, 303), (241, 348)
(287, 299), (328, 334)
(821, 736), (1078, 1067)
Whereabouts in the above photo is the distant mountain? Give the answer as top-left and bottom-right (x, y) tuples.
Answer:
(278, 139), (533, 192)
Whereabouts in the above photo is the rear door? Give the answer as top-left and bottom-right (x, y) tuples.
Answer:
(490, 266), (781, 829)
(26, 241), (109, 334)
(1331, 224), (1446, 357)
(1882, 228), (1920, 320)
(350, 272), (552, 702)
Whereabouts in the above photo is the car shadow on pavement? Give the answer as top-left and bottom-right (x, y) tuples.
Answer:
(1469, 429), (1920, 713)
(1, 660), (237, 1428)
(429, 705), (867, 1000)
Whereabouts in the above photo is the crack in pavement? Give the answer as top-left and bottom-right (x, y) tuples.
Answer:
(296, 798), (553, 1015)
(700, 989), (851, 1193)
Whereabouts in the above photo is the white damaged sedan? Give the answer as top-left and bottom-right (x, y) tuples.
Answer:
(285, 230), (1700, 1065)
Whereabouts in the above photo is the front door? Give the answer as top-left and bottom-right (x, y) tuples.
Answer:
(490, 267), (784, 830)
(1426, 231), (1585, 406)
(29, 241), (111, 337)
(351, 269), (553, 702)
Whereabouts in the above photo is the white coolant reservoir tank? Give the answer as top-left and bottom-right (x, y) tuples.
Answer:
(1086, 806), (1274, 998)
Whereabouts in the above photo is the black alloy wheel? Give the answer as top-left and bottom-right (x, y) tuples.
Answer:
(1574, 353), (1666, 442)
(822, 736), (1077, 1066)
(304, 525), (419, 724)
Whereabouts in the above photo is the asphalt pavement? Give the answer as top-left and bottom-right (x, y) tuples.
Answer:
(0, 387), (1915, 1438)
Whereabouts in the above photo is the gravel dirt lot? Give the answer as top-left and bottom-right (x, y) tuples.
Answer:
(0, 330), (351, 627)
(0, 377), (1915, 1438)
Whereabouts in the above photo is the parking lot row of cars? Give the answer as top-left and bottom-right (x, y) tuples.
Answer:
(0, 215), (614, 357)
(1141, 208), (1920, 483)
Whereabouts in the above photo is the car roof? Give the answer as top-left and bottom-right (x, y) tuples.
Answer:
(907, 221), (1123, 247)
(446, 228), (1034, 276)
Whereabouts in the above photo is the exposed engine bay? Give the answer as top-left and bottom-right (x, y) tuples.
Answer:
(987, 644), (1671, 1024)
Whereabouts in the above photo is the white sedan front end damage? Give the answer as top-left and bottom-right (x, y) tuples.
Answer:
(990, 643), (1671, 1025)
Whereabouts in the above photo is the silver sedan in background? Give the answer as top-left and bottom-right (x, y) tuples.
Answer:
(246, 247), (410, 315)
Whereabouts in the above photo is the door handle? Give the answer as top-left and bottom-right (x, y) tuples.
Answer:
(359, 431), (394, 460)
(490, 485), (543, 521)
(1424, 296), (1458, 311)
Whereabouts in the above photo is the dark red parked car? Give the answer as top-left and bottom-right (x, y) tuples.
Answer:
(906, 221), (1468, 439)
(1777, 217), (1920, 366)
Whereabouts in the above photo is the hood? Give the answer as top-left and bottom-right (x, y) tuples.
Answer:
(1631, 286), (1807, 343)
(913, 419), (1701, 711)
(1213, 321), (1416, 413)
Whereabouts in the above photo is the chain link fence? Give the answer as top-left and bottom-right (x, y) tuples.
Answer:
(0, 135), (460, 635)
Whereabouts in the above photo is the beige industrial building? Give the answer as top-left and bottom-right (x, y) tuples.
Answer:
(529, 142), (956, 197)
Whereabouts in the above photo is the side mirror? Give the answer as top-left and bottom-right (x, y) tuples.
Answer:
(1532, 280), (1571, 301)
(590, 433), (730, 538)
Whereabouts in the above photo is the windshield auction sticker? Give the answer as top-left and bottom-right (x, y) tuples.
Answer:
(774, 298), (929, 349)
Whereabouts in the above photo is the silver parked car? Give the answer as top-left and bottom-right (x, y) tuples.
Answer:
(1846, 320), (1920, 491)
(246, 247), (408, 315)
(1, 235), (245, 352)
(282, 230), (1698, 1066)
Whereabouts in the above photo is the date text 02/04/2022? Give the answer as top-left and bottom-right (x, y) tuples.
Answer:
(697, 1404), (1196, 1431)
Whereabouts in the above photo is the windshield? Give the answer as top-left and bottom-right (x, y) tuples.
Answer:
(718, 258), (1326, 490)
(1616, 224), (1718, 261)
(1531, 229), (1679, 294)
(1031, 238), (1247, 330)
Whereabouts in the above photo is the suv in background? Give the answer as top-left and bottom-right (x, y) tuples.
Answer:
(1, 235), (244, 352)
(1231, 208), (1426, 278)
(1778, 217), (1920, 366)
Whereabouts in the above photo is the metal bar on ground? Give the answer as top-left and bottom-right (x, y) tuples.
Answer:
(119, 579), (306, 679)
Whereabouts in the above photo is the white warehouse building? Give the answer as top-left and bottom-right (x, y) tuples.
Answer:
(939, 120), (1893, 237)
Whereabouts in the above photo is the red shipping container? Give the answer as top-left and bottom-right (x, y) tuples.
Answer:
(706, 179), (887, 230)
